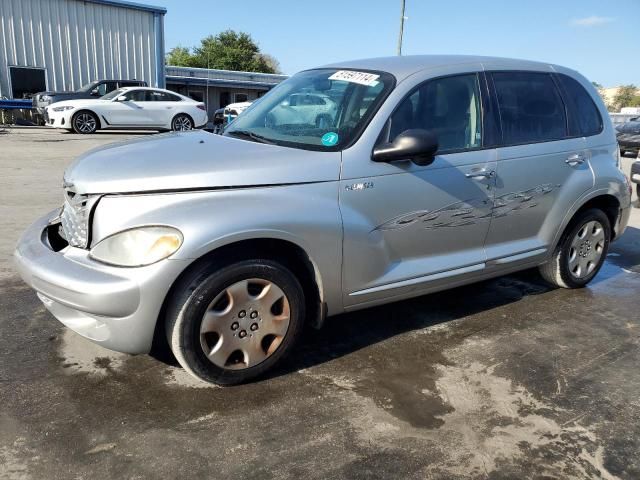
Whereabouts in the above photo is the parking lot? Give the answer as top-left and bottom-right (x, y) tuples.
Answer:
(1, 128), (639, 479)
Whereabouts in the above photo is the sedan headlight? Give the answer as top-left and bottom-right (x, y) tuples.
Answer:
(52, 105), (74, 112)
(41, 95), (52, 102)
(90, 226), (183, 267)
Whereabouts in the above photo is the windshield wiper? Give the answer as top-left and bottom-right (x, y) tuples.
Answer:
(227, 130), (276, 145)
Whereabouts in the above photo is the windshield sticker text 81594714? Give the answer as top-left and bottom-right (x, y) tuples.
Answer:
(328, 71), (380, 87)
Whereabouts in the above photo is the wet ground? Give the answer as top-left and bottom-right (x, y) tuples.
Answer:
(1, 129), (639, 479)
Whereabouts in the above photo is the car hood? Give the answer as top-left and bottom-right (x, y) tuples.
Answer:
(48, 99), (110, 109)
(38, 90), (79, 97)
(63, 131), (341, 194)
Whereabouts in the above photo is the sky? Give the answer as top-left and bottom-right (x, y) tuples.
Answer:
(135, 0), (639, 87)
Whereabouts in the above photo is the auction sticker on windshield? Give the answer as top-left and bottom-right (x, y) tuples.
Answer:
(321, 132), (339, 146)
(328, 70), (380, 86)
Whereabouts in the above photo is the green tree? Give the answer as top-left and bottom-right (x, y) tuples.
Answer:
(165, 46), (194, 67)
(591, 81), (609, 108)
(612, 84), (639, 111)
(190, 30), (276, 73)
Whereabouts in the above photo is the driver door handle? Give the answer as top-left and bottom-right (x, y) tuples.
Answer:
(465, 169), (496, 180)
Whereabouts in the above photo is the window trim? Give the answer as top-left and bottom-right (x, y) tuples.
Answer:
(374, 72), (488, 156)
(552, 73), (604, 138)
(487, 70), (573, 148)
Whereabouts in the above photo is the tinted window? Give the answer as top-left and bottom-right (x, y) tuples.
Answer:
(388, 74), (482, 152)
(557, 74), (602, 137)
(146, 90), (181, 102)
(94, 83), (108, 96)
(123, 90), (147, 102)
(492, 72), (567, 144)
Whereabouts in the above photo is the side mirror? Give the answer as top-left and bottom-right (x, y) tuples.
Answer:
(117, 96), (127, 102)
(372, 129), (438, 166)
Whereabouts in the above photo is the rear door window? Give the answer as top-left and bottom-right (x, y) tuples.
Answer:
(491, 72), (567, 144)
(556, 74), (603, 137)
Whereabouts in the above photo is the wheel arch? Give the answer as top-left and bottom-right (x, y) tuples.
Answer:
(553, 191), (621, 250)
(151, 236), (325, 357)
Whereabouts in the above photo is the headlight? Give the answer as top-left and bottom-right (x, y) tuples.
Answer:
(52, 105), (74, 112)
(41, 95), (52, 102)
(89, 226), (183, 267)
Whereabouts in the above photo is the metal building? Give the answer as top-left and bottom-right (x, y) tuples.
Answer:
(166, 66), (287, 117)
(0, 0), (166, 99)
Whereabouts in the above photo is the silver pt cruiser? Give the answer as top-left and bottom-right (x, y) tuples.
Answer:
(15, 56), (632, 385)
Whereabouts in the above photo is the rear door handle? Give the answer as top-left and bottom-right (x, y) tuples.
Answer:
(465, 169), (495, 180)
(566, 154), (586, 166)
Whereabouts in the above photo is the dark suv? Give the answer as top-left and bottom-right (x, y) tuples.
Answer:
(617, 118), (640, 157)
(32, 79), (147, 115)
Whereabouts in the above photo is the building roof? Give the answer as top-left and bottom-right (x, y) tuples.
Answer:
(81, 0), (167, 14)
(322, 55), (561, 82)
(165, 66), (288, 90)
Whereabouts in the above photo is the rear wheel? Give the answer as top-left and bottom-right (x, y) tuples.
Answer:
(165, 259), (305, 385)
(539, 209), (611, 288)
(172, 114), (194, 131)
(72, 111), (98, 134)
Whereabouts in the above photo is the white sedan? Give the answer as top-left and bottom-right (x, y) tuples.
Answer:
(44, 87), (208, 134)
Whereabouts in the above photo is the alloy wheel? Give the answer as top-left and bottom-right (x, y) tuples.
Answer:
(74, 113), (96, 133)
(173, 116), (193, 131)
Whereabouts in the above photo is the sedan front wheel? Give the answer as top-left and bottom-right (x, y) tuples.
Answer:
(72, 111), (98, 134)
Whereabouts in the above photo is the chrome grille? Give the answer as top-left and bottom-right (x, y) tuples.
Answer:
(60, 188), (99, 248)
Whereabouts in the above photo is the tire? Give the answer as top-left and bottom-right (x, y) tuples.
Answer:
(165, 259), (305, 385)
(72, 111), (98, 134)
(539, 209), (611, 288)
(171, 114), (194, 131)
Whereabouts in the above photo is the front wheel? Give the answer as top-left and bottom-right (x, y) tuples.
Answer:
(72, 111), (98, 134)
(171, 114), (194, 131)
(539, 209), (611, 288)
(165, 259), (305, 385)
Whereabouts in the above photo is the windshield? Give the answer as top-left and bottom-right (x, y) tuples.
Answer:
(101, 88), (125, 101)
(224, 69), (395, 150)
(76, 82), (98, 93)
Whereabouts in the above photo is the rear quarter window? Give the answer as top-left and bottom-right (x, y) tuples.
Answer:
(492, 71), (567, 145)
(556, 74), (603, 137)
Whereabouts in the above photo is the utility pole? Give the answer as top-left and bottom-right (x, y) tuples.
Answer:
(397, 0), (406, 56)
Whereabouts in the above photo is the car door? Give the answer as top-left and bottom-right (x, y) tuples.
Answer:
(103, 89), (149, 126)
(482, 71), (594, 265)
(340, 72), (498, 308)
(141, 90), (182, 126)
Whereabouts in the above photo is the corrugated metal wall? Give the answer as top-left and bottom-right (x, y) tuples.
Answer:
(0, 0), (161, 97)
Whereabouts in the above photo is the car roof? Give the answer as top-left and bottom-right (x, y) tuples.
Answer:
(320, 55), (566, 83)
(118, 86), (170, 91)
